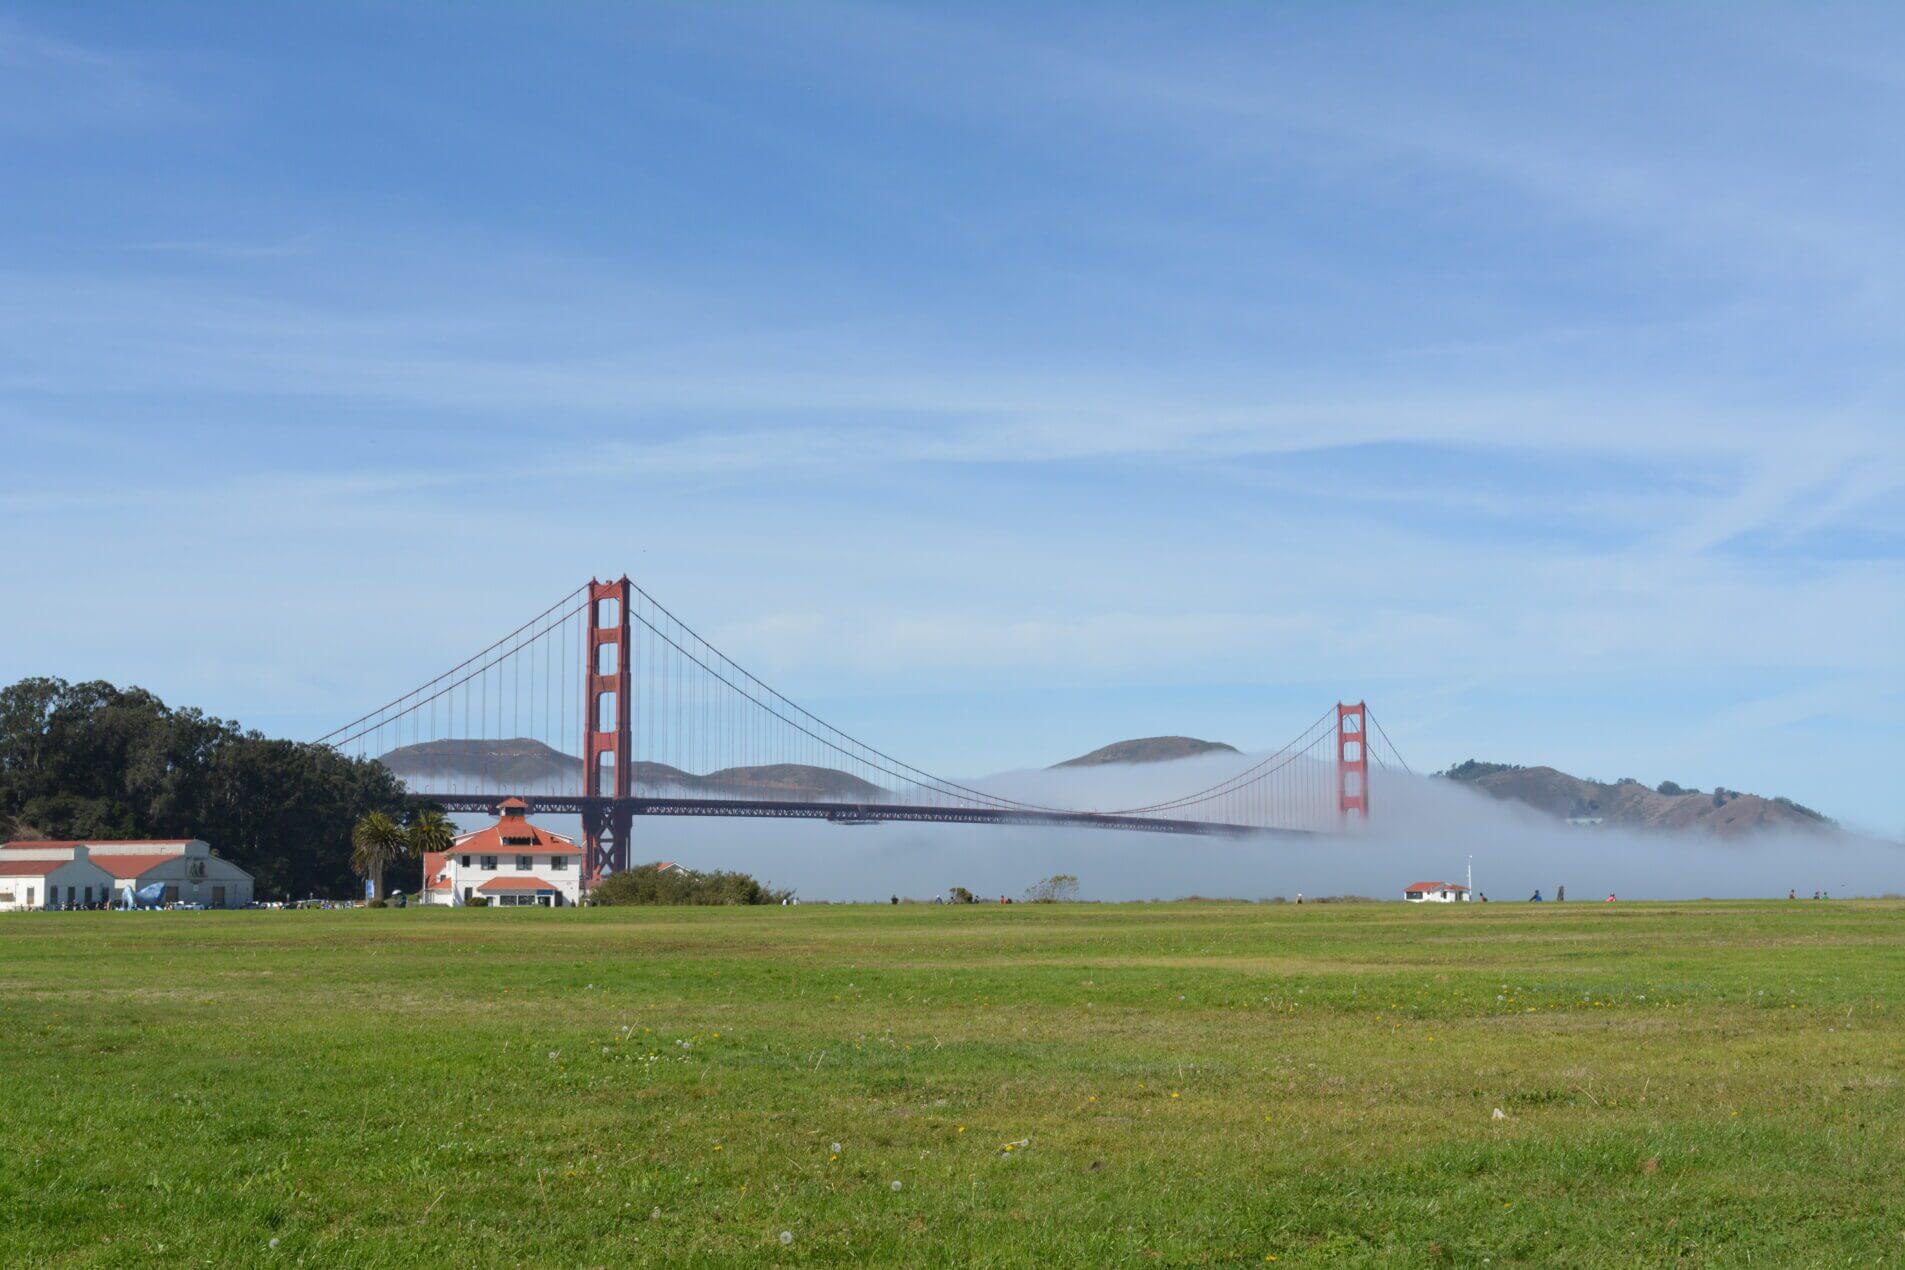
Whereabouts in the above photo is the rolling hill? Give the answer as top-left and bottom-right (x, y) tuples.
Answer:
(1053, 736), (1240, 768)
(1440, 760), (1835, 836)
(379, 739), (886, 802)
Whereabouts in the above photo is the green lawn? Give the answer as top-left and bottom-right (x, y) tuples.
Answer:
(2, 901), (1902, 1266)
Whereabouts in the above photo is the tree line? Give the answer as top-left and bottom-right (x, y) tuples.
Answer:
(0, 677), (411, 899)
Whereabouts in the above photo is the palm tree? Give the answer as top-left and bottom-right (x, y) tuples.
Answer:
(351, 811), (407, 902)
(406, 807), (456, 890)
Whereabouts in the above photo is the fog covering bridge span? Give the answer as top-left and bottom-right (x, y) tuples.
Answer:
(317, 578), (1410, 880)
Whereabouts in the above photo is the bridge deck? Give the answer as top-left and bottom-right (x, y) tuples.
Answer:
(406, 793), (1304, 838)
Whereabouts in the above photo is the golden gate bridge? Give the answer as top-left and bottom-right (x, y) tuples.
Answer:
(317, 578), (1409, 882)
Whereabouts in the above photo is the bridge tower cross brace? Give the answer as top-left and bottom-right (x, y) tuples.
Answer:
(582, 577), (634, 885)
(1336, 701), (1369, 823)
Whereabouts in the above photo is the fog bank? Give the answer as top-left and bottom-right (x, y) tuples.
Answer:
(458, 754), (1904, 902)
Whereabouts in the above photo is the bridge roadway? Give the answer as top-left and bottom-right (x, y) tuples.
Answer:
(406, 793), (1298, 838)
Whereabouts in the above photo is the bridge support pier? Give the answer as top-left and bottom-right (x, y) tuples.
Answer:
(582, 800), (634, 888)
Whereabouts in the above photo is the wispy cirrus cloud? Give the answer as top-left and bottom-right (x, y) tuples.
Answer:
(2, 3), (1902, 830)
(0, 16), (194, 135)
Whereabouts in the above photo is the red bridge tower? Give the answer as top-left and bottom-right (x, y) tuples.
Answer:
(1336, 701), (1368, 823)
(582, 577), (634, 884)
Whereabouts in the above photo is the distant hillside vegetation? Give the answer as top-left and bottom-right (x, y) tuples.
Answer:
(379, 739), (886, 801)
(1439, 760), (1835, 836)
(1054, 736), (1240, 768)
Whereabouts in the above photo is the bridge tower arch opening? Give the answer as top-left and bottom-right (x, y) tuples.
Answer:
(583, 577), (634, 884)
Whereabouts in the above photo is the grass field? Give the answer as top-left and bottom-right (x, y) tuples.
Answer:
(3, 900), (1902, 1266)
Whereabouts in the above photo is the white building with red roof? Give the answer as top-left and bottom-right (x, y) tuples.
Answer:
(1402, 880), (1470, 903)
(0, 839), (254, 908)
(423, 798), (582, 908)
(0, 846), (116, 911)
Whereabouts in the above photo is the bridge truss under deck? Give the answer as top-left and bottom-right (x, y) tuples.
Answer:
(407, 793), (1303, 839)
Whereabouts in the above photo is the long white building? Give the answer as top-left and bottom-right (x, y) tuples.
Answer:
(0, 839), (255, 909)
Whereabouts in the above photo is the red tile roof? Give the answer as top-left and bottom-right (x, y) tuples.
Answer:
(90, 854), (188, 880)
(477, 875), (560, 893)
(0, 858), (89, 877)
(422, 851), (453, 891)
(3, 839), (197, 851)
(1404, 881), (1466, 893)
(452, 821), (581, 855)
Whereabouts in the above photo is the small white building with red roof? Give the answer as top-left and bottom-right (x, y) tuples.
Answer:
(0, 846), (116, 911)
(423, 798), (582, 907)
(1403, 880), (1470, 903)
(0, 839), (254, 908)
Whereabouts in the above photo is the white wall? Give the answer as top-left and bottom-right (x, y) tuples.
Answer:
(444, 849), (582, 906)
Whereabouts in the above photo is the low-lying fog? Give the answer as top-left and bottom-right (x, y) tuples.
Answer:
(449, 752), (1904, 903)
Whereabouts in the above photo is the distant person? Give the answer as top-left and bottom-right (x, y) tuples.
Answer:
(1605, 893), (1616, 903)
(1813, 890), (1821, 900)
(1530, 890), (1544, 902)
(1479, 892), (1488, 902)
(890, 895), (899, 906)
(1295, 892), (1303, 905)
(1788, 889), (1797, 900)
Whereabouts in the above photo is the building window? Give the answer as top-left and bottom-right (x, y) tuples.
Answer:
(481, 856), (497, 871)
(516, 855), (532, 872)
(549, 856), (568, 871)
(462, 886), (472, 903)
(461, 855), (471, 868)
(26, 887), (35, 906)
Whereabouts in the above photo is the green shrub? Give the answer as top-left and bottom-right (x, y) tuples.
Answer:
(1024, 874), (1080, 903)
(589, 863), (791, 907)
(365, 898), (387, 908)
(464, 896), (489, 907)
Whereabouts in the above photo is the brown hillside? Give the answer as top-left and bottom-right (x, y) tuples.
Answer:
(379, 739), (885, 802)
(1055, 736), (1240, 768)
(1441, 761), (1834, 837)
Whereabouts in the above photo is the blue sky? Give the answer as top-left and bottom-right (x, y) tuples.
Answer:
(3, 3), (1902, 833)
